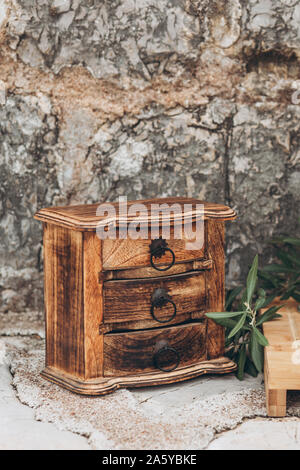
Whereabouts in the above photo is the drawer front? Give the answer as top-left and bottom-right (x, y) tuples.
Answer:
(102, 230), (205, 271)
(104, 271), (206, 330)
(104, 322), (207, 377)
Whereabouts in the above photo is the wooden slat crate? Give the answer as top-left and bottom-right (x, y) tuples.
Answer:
(263, 299), (300, 417)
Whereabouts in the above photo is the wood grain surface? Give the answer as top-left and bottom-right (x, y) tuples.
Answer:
(34, 197), (237, 231)
(38, 198), (236, 396)
(83, 232), (104, 379)
(103, 322), (207, 377)
(41, 357), (237, 396)
(263, 299), (300, 417)
(43, 223), (85, 377)
(104, 271), (206, 327)
(205, 220), (226, 360)
(102, 230), (205, 270)
(99, 258), (213, 281)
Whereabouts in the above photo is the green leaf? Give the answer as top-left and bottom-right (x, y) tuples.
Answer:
(258, 288), (266, 297)
(276, 250), (295, 268)
(255, 298), (266, 311)
(291, 293), (300, 303)
(250, 332), (264, 373)
(205, 311), (246, 319)
(279, 250), (300, 268)
(255, 293), (267, 311)
(246, 255), (258, 305)
(215, 318), (241, 329)
(245, 358), (259, 377)
(256, 305), (283, 326)
(262, 264), (298, 273)
(290, 254), (300, 268)
(270, 237), (287, 245)
(228, 312), (247, 339)
(281, 292), (292, 300)
(238, 288), (247, 311)
(258, 270), (280, 288)
(237, 344), (247, 381)
(253, 327), (269, 347)
(281, 281), (299, 299)
(225, 286), (243, 311)
(260, 293), (277, 308)
(260, 313), (282, 324)
(281, 238), (300, 246)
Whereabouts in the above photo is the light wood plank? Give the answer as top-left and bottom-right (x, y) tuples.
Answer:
(263, 299), (300, 417)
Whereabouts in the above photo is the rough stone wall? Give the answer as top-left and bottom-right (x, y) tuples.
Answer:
(0, 0), (299, 312)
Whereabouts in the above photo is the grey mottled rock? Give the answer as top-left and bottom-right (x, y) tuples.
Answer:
(0, 0), (299, 311)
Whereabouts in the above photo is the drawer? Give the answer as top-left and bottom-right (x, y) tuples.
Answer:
(104, 321), (207, 377)
(103, 271), (206, 331)
(102, 229), (205, 271)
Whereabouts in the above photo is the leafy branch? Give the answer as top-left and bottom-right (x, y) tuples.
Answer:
(258, 231), (300, 304)
(206, 255), (283, 380)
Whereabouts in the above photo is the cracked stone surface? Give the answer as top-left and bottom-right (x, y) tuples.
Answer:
(0, 340), (91, 450)
(1, 330), (300, 450)
(0, 0), (299, 312)
(208, 418), (300, 450)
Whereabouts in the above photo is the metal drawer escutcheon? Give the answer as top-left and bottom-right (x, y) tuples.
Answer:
(153, 346), (181, 372)
(150, 288), (177, 323)
(149, 237), (175, 271)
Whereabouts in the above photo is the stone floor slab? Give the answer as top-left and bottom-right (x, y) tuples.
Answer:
(208, 419), (300, 450)
(0, 361), (90, 450)
(1, 334), (300, 450)
(132, 373), (263, 418)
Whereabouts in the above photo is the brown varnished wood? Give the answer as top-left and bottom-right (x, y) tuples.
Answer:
(99, 258), (213, 281)
(205, 220), (226, 360)
(43, 223), (85, 377)
(103, 322), (207, 377)
(41, 357), (237, 396)
(102, 227), (205, 270)
(104, 271), (206, 327)
(83, 233), (104, 379)
(99, 312), (205, 334)
(38, 199), (237, 396)
(34, 197), (237, 231)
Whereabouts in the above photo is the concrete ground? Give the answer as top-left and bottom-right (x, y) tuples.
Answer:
(1, 311), (300, 450)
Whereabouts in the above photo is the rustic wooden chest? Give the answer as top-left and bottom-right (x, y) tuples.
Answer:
(34, 197), (237, 395)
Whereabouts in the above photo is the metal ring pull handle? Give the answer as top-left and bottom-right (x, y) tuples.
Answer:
(150, 288), (177, 324)
(153, 346), (180, 372)
(149, 237), (175, 271)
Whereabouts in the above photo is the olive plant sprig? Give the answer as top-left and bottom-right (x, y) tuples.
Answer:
(206, 255), (283, 380)
(258, 229), (300, 303)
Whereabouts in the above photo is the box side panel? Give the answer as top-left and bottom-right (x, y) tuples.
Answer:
(43, 223), (85, 377)
(83, 232), (104, 379)
(205, 220), (225, 359)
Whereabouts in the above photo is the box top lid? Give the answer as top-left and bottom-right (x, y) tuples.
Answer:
(34, 197), (237, 231)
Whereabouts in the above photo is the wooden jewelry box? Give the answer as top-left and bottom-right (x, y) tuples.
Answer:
(34, 197), (237, 395)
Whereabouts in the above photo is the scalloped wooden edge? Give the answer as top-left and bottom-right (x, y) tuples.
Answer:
(34, 198), (237, 231)
(41, 357), (237, 396)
